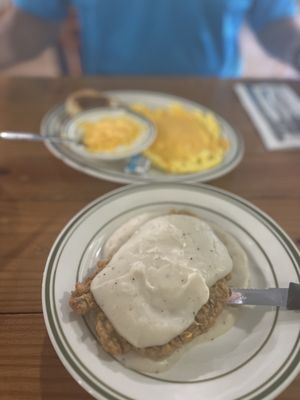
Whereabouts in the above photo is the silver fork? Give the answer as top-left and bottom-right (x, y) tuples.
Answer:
(0, 131), (79, 144)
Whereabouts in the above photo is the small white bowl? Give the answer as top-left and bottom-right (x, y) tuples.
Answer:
(63, 107), (156, 160)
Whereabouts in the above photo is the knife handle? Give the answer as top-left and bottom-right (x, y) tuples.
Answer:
(287, 283), (300, 310)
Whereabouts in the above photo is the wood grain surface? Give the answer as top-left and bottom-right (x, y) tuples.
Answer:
(0, 77), (299, 399)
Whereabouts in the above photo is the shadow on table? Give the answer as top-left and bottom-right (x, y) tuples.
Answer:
(40, 334), (91, 399)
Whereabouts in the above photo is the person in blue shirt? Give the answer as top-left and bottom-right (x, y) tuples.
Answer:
(0, 0), (299, 77)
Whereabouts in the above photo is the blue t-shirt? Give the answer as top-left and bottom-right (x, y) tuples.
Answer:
(14, 0), (297, 77)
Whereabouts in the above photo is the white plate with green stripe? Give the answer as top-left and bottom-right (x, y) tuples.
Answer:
(42, 183), (300, 400)
(41, 90), (244, 184)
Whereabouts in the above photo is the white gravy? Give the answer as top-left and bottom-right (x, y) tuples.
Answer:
(91, 212), (249, 373)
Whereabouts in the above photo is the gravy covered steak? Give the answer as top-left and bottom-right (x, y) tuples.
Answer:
(70, 213), (249, 370)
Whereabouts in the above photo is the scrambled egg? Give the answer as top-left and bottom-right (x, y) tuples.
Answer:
(80, 116), (143, 153)
(132, 103), (229, 174)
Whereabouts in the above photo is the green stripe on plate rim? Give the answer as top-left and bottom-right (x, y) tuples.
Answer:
(41, 104), (244, 183)
(43, 183), (300, 400)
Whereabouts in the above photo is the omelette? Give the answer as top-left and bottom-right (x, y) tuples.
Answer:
(132, 103), (229, 174)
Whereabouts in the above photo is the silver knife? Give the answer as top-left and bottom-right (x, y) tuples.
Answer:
(228, 282), (300, 310)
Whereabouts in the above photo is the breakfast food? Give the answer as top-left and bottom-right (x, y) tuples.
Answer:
(133, 103), (229, 173)
(65, 89), (112, 116)
(65, 89), (229, 173)
(70, 213), (249, 369)
(80, 116), (144, 153)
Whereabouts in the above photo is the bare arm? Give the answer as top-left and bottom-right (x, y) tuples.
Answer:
(0, 6), (62, 69)
(255, 18), (300, 72)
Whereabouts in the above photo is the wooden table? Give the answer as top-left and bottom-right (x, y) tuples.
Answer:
(0, 77), (299, 400)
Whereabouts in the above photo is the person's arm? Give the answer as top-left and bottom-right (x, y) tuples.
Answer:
(247, 0), (300, 72)
(0, 6), (63, 69)
(255, 18), (300, 72)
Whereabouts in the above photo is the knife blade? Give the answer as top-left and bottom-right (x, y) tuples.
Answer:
(228, 282), (300, 310)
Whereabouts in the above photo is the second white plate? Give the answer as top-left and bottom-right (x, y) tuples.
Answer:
(41, 90), (244, 183)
